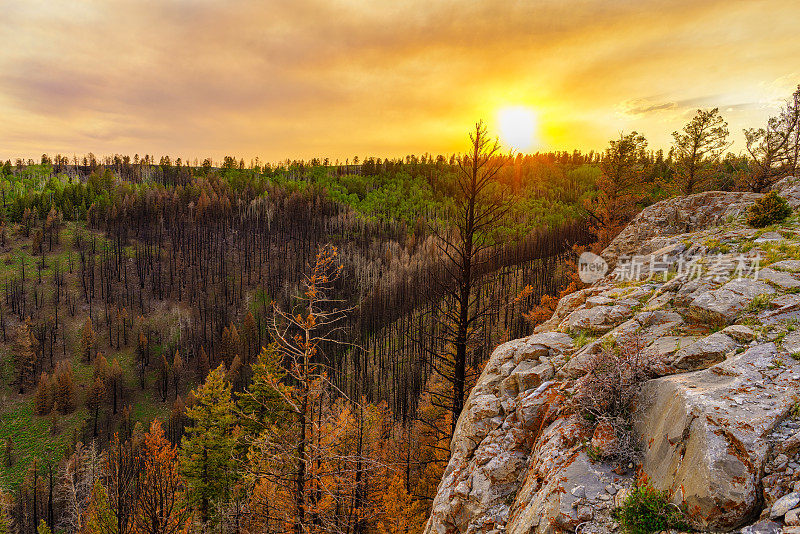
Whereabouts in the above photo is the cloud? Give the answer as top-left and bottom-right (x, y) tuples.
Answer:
(1, 0), (800, 159)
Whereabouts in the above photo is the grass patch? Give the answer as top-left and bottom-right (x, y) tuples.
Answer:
(746, 293), (774, 313)
(0, 397), (86, 490)
(612, 483), (692, 534)
(573, 330), (597, 349)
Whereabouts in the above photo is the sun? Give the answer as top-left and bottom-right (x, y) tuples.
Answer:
(497, 106), (537, 151)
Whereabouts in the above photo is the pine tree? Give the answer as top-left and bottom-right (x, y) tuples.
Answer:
(16, 321), (37, 393)
(86, 377), (106, 438)
(84, 481), (116, 534)
(180, 364), (237, 526)
(197, 347), (210, 380)
(81, 318), (96, 363)
(135, 421), (187, 534)
(236, 345), (285, 436)
(53, 361), (77, 414)
(672, 108), (730, 194)
(220, 324), (240, 367)
(34, 372), (52, 415)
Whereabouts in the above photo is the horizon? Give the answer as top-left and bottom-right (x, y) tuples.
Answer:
(2, 0), (800, 161)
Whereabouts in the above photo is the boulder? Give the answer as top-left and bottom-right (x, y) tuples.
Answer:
(634, 343), (800, 530)
(505, 416), (626, 534)
(769, 259), (800, 272)
(423, 377), (565, 534)
(782, 431), (800, 455)
(757, 267), (800, 289)
(535, 288), (610, 333)
(773, 175), (800, 208)
(722, 324), (756, 343)
(590, 420), (618, 457)
(602, 191), (762, 264)
(643, 335), (698, 361)
(561, 305), (632, 334)
(688, 279), (774, 325)
(669, 331), (738, 371)
(786, 507), (800, 526)
(770, 492), (800, 519)
(739, 520), (784, 534)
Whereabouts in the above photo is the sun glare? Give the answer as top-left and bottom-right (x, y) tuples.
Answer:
(497, 106), (537, 151)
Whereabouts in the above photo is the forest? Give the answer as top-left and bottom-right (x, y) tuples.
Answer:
(0, 86), (799, 534)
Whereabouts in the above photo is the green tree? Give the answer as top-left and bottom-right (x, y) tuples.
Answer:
(84, 481), (117, 534)
(236, 344), (286, 437)
(585, 132), (648, 247)
(672, 108), (730, 194)
(180, 364), (237, 526)
(744, 85), (800, 191)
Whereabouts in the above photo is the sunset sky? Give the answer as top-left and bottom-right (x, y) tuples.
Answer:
(2, 0), (800, 163)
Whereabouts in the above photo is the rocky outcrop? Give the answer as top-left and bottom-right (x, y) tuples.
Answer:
(424, 335), (572, 534)
(602, 191), (761, 265)
(424, 189), (800, 534)
(635, 343), (800, 529)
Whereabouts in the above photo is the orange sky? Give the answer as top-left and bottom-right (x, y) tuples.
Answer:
(1, 0), (799, 163)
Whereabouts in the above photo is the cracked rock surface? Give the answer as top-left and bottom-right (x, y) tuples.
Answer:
(424, 182), (800, 534)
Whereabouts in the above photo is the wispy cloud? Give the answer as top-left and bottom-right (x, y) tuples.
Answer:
(1, 0), (799, 159)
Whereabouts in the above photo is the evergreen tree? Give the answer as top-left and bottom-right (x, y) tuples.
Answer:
(81, 318), (96, 363)
(34, 372), (52, 415)
(84, 481), (116, 534)
(180, 364), (237, 526)
(16, 321), (37, 393)
(135, 421), (187, 534)
(53, 361), (77, 414)
(672, 108), (730, 194)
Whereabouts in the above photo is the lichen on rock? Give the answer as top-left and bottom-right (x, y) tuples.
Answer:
(424, 186), (800, 534)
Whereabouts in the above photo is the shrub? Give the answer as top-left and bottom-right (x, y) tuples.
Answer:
(746, 191), (792, 228)
(612, 483), (691, 534)
(573, 334), (652, 466)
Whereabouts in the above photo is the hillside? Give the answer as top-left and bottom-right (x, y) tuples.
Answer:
(423, 178), (800, 534)
(0, 157), (592, 523)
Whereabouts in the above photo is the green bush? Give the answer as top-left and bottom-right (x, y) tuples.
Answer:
(611, 483), (691, 534)
(746, 191), (793, 228)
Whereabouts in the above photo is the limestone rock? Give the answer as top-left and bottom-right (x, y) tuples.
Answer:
(782, 431), (800, 455)
(590, 420), (618, 458)
(773, 175), (800, 208)
(769, 259), (800, 272)
(722, 324), (756, 343)
(561, 305), (632, 334)
(602, 191), (762, 265)
(634, 343), (800, 530)
(757, 267), (800, 289)
(738, 519), (784, 534)
(535, 288), (610, 333)
(786, 507), (800, 526)
(770, 492), (800, 519)
(688, 279), (774, 325)
(506, 416), (625, 534)
(669, 331), (737, 371)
